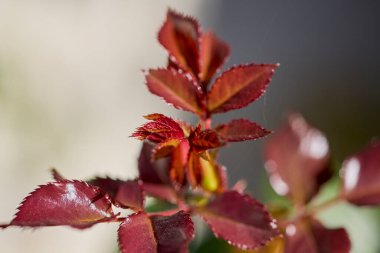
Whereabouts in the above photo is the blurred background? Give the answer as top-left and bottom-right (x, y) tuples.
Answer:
(0, 0), (379, 252)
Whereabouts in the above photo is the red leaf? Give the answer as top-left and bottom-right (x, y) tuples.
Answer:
(152, 138), (182, 160)
(264, 113), (331, 205)
(118, 211), (194, 253)
(196, 191), (279, 250)
(199, 32), (230, 85)
(145, 69), (202, 114)
(132, 114), (185, 143)
(138, 142), (177, 203)
(285, 220), (351, 253)
(341, 140), (380, 206)
(89, 178), (144, 211)
(216, 119), (271, 142)
(190, 127), (223, 151)
(158, 9), (200, 76)
(169, 140), (190, 188)
(207, 64), (278, 114)
(4, 181), (116, 229)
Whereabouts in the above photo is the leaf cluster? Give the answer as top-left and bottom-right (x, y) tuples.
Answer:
(2, 9), (380, 253)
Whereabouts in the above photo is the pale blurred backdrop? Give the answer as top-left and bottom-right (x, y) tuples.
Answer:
(1, 1), (379, 252)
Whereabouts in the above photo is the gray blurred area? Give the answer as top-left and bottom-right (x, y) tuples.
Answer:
(210, 0), (380, 196)
(0, 0), (379, 252)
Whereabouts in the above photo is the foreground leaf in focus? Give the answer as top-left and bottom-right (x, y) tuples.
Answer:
(118, 211), (194, 253)
(196, 191), (279, 250)
(216, 119), (271, 142)
(264, 113), (331, 205)
(207, 64), (278, 114)
(145, 68), (202, 114)
(3, 181), (116, 229)
(132, 114), (185, 143)
(341, 140), (380, 206)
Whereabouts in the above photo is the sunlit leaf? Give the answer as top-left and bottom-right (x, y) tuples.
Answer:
(158, 9), (200, 76)
(216, 119), (271, 142)
(118, 211), (194, 253)
(145, 68), (202, 114)
(196, 191), (279, 250)
(207, 64), (278, 114)
(264, 113), (331, 205)
(341, 140), (380, 206)
(132, 114), (185, 143)
(284, 220), (350, 253)
(3, 181), (116, 229)
(199, 32), (230, 85)
(89, 178), (144, 211)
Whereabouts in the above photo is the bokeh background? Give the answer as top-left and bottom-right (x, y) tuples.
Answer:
(0, 0), (379, 252)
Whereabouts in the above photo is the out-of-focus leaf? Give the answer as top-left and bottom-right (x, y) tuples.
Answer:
(341, 140), (380, 206)
(89, 177), (144, 211)
(132, 114), (185, 143)
(196, 191), (279, 250)
(190, 127), (223, 151)
(231, 236), (284, 253)
(216, 119), (271, 142)
(138, 142), (177, 203)
(207, 64), (278, 114)
(3, 181), (116, 229)
(158, 9), (200, 76)
(145, 69), (202, 114)
(264, 113), (331, 205)
(118, 211), (194, 253)
(169, 140), (190, 189)
(199, 32), (230, 85)
(284, 220), (350, 253)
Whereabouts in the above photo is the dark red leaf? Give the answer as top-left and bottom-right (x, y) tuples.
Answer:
(131, 114), (185, 143)
(341, 140), (380, 206)
(151, 211), (194, 253)
(264, 113), (331, 205)
(216, 119), (271, 142)
(207, 64), (278, 114)
(196, 191), (279, 250)
(145, 69), (202, 114)
(4, 181), (116, 229)
(118, 212), (156, 253)
(190, 127), (223, 151)
(285, 220), (351, 253)
(138, 142), (177, 203)
(118, 211), (194, 253)
(199, 32), (230, 85)
(158, 9), (200, 76)
(89, 178), (144, 211)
